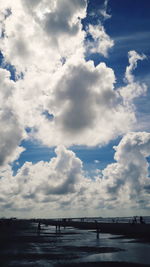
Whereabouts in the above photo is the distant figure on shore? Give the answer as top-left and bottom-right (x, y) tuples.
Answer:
(56, 221), (61, 233)
(116, 217), (119, 223)
(140, 216), (145, 224)
(58, 221), (61, 232)
(62, 218), (66, 229)
(37, 221), (41, 235)
(56, 221), (58, 232)
(132, 216), (137, 224)
(112, 218), (119, 223)
(95, 220), (100, 239)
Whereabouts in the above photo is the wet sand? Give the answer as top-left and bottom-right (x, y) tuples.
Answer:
(0, 219), (150, 266)
(55, 263), (149, 267)
(46, 219), (150, 240)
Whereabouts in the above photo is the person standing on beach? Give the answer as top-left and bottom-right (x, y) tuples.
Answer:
(37, 221), (41, 235)
(95, 220), (100, 239)
(140, 216), (145, 224)
(132, 216), (137, 224)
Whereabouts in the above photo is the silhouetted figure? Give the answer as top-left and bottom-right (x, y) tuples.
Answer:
(132, 216), (137, 225)
(63, 218), (66, 229)
(95, 220), (100, 239)
(55, 221), (61, 233)
(140, 216), (145, 224)
(115, 217), (119, 223)
(58, 222), (61, 232)
(56, 221), (58, 232)
(37, 221), (41, 235)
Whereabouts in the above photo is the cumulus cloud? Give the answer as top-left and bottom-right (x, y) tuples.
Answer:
(0, 0), (149, 216)
(0, 0), (86, 71)
(35, 57), (135, 147)
(0, 68), (25, 166)
(0, 133), (150, 216)
(0, 0), (146, 151)
(86, 24), (114, 57)
(14, 53), (138, 148)
(101, 132), (150, 205)
(0, 146), (83, 212)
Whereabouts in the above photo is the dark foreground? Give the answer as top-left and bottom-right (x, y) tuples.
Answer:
(0, 219), (150, 267)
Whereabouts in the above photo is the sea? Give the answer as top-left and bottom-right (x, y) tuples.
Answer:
(55, 216), (150, 224)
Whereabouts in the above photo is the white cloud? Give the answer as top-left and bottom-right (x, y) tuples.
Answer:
(0, 48), (146, 157)
(89, 0), (111, 21)
(119, 51), (147, 103)
(86, 24), (114, 57)
(125, 50), (146, 84)
(0, 133), (150, 216)
(94, 160), (100, 164)
(0, 69), (25, 166)
(0, 146), (84, 212)
(0, 1), (149, 217)
(34, 58), (135, 147)
(101, 132), (150, 205)
(0, 1), (146, 151)
(0, 0), (86, 71)
(99, 0), (111, 20)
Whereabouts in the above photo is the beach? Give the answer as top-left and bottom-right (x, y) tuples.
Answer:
(0, 219), (150, 266)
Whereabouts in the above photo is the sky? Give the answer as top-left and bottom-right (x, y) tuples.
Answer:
(0, 0), (150, 219)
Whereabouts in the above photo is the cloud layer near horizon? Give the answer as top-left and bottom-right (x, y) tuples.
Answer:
(0, 0), (149, 215)
(0, 132), (150, 215)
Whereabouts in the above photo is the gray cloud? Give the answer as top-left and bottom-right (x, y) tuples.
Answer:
(21, 0), (87, 47)
(42, 58), (135, 146)
(53, 63), (99, 132)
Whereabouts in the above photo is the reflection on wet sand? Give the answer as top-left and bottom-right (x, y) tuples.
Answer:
(0, 219), (150, 266)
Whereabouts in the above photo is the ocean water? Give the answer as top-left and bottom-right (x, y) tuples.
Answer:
(73, 216), (150, 224)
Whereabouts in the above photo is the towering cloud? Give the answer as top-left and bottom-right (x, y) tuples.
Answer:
(0, 1), (147, 149)
(41, 58), (134, 147)
(102, 132), (150, 206)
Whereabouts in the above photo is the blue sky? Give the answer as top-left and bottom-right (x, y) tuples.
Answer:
(84, 0), (150, 82)
(0, 0), (150, 218)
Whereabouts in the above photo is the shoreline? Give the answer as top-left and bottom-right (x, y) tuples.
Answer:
(1, 218), (150, 240)
(43, 219), (150, 240)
